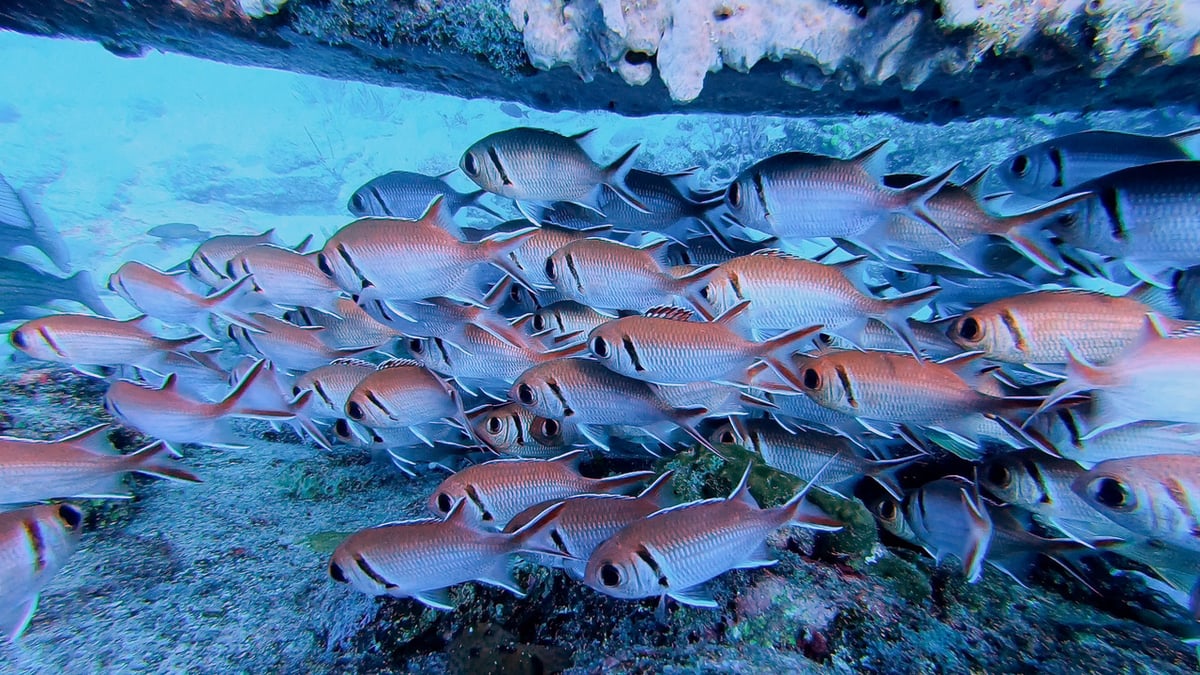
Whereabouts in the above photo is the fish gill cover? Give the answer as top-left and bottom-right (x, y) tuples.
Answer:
(0, 22), (1199, 675)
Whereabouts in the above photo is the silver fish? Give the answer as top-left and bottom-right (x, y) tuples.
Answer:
(510, 358), (718, 454)
(585, 302), (819, 387)
(317, 200), (536, 303)
(228, 314), (369, 374)
(223, 357), (329, 450)
(0, 258), (111, 320)
(283, 298), (402, 351)
(544, 238), (716, 317)
(527, 301), (611, 346)
(10, 314), (204, 374)
(104, 359), (291, 450)
(1015, 406), (1200, 467)
(229, 244), (344, 315)
(0, 425), (200, 504)
(294, 358), (377, 421)
(108, 261), (254, 339)
(467, 402), (582, 458)
(0, 503), (82, 641)
(1073, 454), (1200, 553)
(883, 476), (992, 583)
(0, 174), (72, 273)
(994, 128), (1199, 200)
(358, 276), (528, 351)
(700, 250), (937, 354)
(710, 420), (915, 499)
(583, 465), (839, 611)
(460, 127), (646, 217)
(328, 498), (565, 609)
(344, 358), (464, 438)
(187, 229), (297, 289)
(502, 471), (676, 579)
(722, 142), (956, 243)
(427, 449), (654, 527)
(544, 168), (720, 239)
(347, 170), (501, 221)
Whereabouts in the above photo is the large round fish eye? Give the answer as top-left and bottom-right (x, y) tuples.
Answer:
(351, 193), (365, 211)
(532, 314), (546, 332)
(874, 498), (898, 522)
(486, 416), (503, 434)
(517, 383), (535, 405)
(436, 493), (454, 513)
(591, 336), (609, 358)
(1011, 154), (1030, 177)
(719, 429), (736, 444)
(346, 401), (366, 420)
(727, 181), (741, 208)
(329, 561), (348, 583)
(10, 329), (26, 349)
(802, 368), (821, 390)
(57, 504), (83, 531)
(599, 563), (622, 587)
(316, 252), (334, 277)
(957, 317), (982, 342)
(544, 257), (557, 281)
(333, 419), (351, 438)
(409, 339), (424, 355)
(1092, 477), (1134, 510)
(292, 385), (303, 396)
(985, 461), (1011, 489)
(540, 418), (560, 437)
(463, 152), (479, 177)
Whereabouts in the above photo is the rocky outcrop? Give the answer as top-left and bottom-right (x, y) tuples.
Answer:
(1, 0), (1198, 120)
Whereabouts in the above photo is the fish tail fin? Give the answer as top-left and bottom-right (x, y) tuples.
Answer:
(202, 274), (262, 328)
(162, 333), (208, 354)
(997, 193), (1090, 275)
(866, 454), (921, 500)
(601, 144), (649, 214)
(635, 470), (678, 508)
(757, 323), (824, 390)
(875, 285), (940, 356)
(219, 359), (293, 419)
(895, 162), (960, 246)
(123, 440), (202, 483)
(0, 594), (38, 642)
(508, 501), (572, 558)
(67, 269), (114, 317)
(959, 488), (992, 583)
(670, 406), (725, 458)
(1026, 342), (1108, 424)
(465, 189), (506, 220)
(780, 478), (842, 532)
(595, 469), (657, 496)
(479, 227), (542, 293)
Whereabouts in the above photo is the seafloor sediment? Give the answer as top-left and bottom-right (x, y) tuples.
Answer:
(0, 363), (1196, 675)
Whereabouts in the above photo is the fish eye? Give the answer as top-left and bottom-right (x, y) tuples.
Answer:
(727, 181), (741, 208)
(874, 498), (897, 521)
(463, 152), (479, 177)
(436, 493), (453, 513)
(57, 504), (83, 531)
(957, 317), (982, 342)
(486, 416), (503, 434)
(541, 418), (560, 437)
(329, 561), (348, 583)
(1011, 155), (1030, 177)
(818, 333), (833, 346)
(510, 285), (523, 302)
(292, 385), (303, 396)
(719, 430), (736, 444)
(532, 314), (546, 332)
(591, 336), (609, 358)
(1092, 477), (1133, 510)
(544, 257), (556, 281)
(699, 285), (710, 301)
(409, 339), (424, 355)
(351, 193), (364, 211)
(517, 383), (535, 405)
(986, 462), (1011, 489)
(599, 563), (622, 587)
(346, 401), (366, 420)
(333, 419), (351, 438)
(316, 253), (334, 277)
(802, 368), (821, 390)
(372, 433), (384, 443)
(10, 329), (26, 349)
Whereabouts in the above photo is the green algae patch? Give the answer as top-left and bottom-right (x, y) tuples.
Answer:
(808, 491), (879, 561)
(301, 530), (355, 555)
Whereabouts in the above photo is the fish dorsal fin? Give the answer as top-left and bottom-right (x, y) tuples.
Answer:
(481, 276), (513, 308)
(636, 470), (677, 507)
(291, 233), (313, 253)
(750, 248), (803, 261)
(644, 306), (695, 322)
(568, 128), (596, 141)
(378, 358), (420, 370)
(549, 449), (587, 472)
(331, 357), (374, 368)
(957, 168), (989, 196)
(848, 139), (891, 178)
(728, 464), (758, 507)
(417, 194), (454, 229)
(58, 423), (117, 455)
(714, 299), (751, 326)
(1129, 313), (1171, 353)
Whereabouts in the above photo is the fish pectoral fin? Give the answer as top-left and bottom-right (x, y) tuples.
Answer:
(732, 543), (778, 570)
(1, 594), (38, 642)
(479, 559), (526, 597)
(412, 588), (455, 611)
(576, 424), (612, 453)
(668, 584), (718, 609)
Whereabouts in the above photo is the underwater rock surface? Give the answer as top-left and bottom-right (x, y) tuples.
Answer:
(1, 0), (1199, 119)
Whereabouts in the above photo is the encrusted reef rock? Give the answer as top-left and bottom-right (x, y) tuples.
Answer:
(1, 0), (1199, 118)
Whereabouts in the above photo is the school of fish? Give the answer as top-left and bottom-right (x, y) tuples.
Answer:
(5, 124), (1200, 640)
